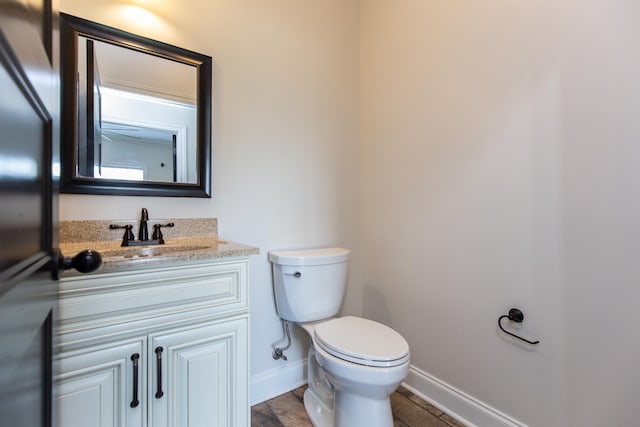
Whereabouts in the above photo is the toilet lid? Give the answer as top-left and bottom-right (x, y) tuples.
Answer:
(314, 316), (409, 368)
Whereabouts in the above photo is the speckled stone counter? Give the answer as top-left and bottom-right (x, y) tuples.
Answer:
(60, 218), (259, 273)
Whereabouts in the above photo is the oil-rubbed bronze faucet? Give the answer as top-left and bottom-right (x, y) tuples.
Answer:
(138, 208), (149, 241)
(110, 208), (173, 247)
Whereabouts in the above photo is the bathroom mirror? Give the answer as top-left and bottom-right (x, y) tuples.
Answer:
(60, 13), (212, 197)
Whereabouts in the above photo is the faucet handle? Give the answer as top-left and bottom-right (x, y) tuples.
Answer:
(152, 223), (174, 244)
(110, 224), (135, 246)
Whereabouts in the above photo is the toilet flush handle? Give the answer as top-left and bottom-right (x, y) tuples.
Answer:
(284, 271), (302, 278)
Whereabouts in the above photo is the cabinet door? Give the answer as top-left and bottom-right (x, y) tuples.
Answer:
(150, 317), (248, 427)
(57, 339), (146, 427)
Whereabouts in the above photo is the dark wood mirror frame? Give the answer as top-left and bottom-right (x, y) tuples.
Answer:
(60, 13), (212, 197)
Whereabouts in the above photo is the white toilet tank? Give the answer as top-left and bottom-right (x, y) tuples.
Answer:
(269, 248), (350, 322)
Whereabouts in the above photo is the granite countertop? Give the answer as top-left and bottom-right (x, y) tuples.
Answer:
(59, 218), (259, 274)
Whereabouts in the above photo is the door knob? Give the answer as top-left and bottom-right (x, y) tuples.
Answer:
(58, 249), (102, 273)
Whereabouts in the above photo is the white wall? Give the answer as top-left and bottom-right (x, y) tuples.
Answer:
(563, 1), (640, 425)
(59, 0), (361, 402)
(361, 1), (640, 426)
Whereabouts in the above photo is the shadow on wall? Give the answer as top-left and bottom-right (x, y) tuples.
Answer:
(362, 285), (393, 326)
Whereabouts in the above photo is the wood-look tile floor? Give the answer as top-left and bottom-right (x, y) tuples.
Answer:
(251, 385), (468, 427)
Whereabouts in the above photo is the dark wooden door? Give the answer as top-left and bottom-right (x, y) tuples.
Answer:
(0, 1), (59, 426)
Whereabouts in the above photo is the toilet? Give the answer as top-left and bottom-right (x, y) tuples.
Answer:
(269, 248), (410, 427)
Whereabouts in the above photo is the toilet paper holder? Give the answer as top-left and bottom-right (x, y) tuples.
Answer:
(498, 308), (540, 345)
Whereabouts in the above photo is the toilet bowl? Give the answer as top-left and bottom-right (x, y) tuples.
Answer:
(269, 248), (410, 427)
(300, 317), (409, 427)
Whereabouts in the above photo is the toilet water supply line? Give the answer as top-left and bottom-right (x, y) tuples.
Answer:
(273, 319), (292, 361)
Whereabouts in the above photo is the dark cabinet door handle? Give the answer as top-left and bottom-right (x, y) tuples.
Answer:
(130, 353), (140, 408)
(155, 346), (164, 398)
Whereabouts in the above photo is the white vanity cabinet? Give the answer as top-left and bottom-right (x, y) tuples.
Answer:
(55, 259), (250, 427)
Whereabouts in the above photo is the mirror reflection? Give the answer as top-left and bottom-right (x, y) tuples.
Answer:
(61, 13), (212, 197)
(78, 36), (198, 184)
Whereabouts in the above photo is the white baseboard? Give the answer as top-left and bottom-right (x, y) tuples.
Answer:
(250, 359), (308, 406)
(251, 361), (527, 427)
(403, 365), (527, 427)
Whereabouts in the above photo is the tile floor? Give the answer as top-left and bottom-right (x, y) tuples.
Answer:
(251, 385), (468, 427)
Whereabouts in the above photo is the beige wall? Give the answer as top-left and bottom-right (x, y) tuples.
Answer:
(361, 1), (565, 424)
(361, 1), (640, 426)
(59, 0), (361, 399)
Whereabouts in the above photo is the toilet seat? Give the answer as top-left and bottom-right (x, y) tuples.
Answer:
(313, 316), (409, 368)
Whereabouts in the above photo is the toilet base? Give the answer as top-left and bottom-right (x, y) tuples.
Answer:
(304, 389), (393, 427)
(334, 389), (393, 427)
(304, 387), (335, 427)
(304, 386), (394, 427)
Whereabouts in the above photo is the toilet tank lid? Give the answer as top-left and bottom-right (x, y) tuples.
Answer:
(269, 247), (350, 266)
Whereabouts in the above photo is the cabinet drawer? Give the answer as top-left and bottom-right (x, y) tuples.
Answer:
(58, 260), (248, 345)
